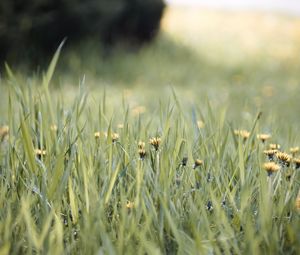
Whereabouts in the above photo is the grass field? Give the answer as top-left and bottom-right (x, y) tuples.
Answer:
(0, 7), (300, 254)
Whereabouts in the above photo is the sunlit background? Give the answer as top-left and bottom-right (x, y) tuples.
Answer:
(167, 0), (300, 16)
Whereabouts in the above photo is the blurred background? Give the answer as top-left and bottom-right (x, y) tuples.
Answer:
(0, 0), (165, 63)
(1, 0), (300, 126)
(167, 0), (300, 16)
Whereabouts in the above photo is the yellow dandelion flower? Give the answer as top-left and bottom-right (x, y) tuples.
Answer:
(276, 151), (292, 166)
(234, 129), (250, 140)
(197, 120), (205, 128)
(257, 133), (271, 143)
(290, 146), (299, 156)
(0, 125), (9, 141)
(269, 143), (281, 150)
(263, 162), (280, 175)
(95, 131), (110, 140)
(149, 137), (161, 151)
(50, 124), (58, 132)
(193, 159), (203, 169)
(111, 133), (119, 143)
(35, 148), (46, 156)
(138, 141), (145, 149)
(126, 201), (134, 209)
(263, 149), (278, 160)
(94, 131), (101, 139)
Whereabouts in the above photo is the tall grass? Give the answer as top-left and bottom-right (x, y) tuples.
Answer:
(0, 46), (299, 254)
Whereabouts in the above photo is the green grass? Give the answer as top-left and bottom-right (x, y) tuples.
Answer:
(0, 7), (300, 254)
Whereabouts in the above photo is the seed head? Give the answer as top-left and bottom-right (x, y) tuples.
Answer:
(193, 159), (203, 169)
(149, 137), (161, 151)
(234, 129), (250, 140)
(263, 162), (280, 176)
(257, 133), (271, 143)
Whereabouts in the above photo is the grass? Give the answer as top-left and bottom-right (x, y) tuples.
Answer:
(0, 6), (300, 254)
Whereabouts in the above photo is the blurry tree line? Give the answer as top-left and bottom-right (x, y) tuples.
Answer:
(0, 0), (165, 64)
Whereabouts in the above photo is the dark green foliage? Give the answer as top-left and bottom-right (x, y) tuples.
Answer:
(0, 0), (165, 63)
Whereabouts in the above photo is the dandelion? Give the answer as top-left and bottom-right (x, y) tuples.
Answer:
(95, 131), (118, 142)
(234, 129), (250, 140)
(263, 162), (280, 176)
(0, 125), (9, 141)
(94, 132), (101, 139)
(137, 141), (146, 159)
(149, 137), (161, 151)
(111, 133), (119, 143)
(138, 141), (145, 149)
(275, 151), (292, 166)
(50, 124), (58, 132)
(197, 120), (205, 128)
(293, 158), (300, 169)
(138, 148), (146, 160)
(269, 143), (281, 150)
(35, 148), (46, 160)
(193, 159), (203, 169)
(290, 146), (299, 156)
(257, 133), (271, 143)
(263, 149), (278, 161)
(126, 201), (134, 209)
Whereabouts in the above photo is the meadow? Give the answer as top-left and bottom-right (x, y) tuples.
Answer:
(0, 7), (300, 254)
